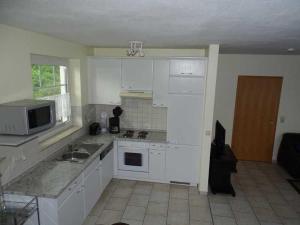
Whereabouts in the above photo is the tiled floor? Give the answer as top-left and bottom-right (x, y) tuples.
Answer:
(83, 161), (300, 225)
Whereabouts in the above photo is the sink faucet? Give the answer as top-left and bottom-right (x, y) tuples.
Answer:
(0, 173), (6, 211)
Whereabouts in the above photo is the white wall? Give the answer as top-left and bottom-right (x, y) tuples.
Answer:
(0, 24), (89, 184)
(93, 47), (206, 57)
(0, 24), (88, 105)
(214, 54), (300, 160)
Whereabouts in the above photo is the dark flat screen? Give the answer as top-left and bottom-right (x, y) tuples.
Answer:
(214, 120), (226, 154)
(28, 106), (51, 129)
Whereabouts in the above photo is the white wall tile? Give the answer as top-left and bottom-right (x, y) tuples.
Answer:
(92, 99), (167, 131)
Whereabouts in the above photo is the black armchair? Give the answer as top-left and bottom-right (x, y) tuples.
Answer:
(277, 133), (300, 178)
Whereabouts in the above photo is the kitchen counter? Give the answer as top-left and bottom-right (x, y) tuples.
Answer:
(4, 133), (115, 198)
(4, 130), (167, 198)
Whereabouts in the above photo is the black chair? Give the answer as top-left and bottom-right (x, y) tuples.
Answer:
(277, 133), (300, 178)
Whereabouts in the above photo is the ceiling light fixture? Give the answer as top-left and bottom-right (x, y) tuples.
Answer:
(127, 41), (144, 57)
(287, 48), (295, 52)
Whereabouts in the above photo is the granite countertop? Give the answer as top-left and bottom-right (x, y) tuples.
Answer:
(4, 130), (167, 198)
(4, 133), (115, 198)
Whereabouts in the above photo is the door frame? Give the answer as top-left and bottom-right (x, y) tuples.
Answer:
(231, 75), (283, 162)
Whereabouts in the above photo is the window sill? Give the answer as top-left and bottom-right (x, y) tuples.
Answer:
(39, 126), (82, 150)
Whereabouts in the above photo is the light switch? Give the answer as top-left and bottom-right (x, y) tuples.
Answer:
(280, 116), (285, 123)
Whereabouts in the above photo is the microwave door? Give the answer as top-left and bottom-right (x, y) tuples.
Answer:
(28, 106), (51, 129)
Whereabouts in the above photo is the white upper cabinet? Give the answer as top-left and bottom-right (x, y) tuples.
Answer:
(121, 59), (153, 91)
(153, 59), (169, 107)
(88, 58), (122, 105)
(170, 59), (206, 76)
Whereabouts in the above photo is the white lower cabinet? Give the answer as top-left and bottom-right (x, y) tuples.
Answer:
(149, 149), (166, 181)
(166, 144), (200, 184)
(83, 158), (102, 217)
(102, 149), (114, 189)
(38, 159), (103, 225)
(58, 182), (85, 225)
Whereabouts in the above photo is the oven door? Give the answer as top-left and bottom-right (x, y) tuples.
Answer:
(118, 147), (149, 172)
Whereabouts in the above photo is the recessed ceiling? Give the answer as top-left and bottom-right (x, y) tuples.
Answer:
(1, 0), (300, 54)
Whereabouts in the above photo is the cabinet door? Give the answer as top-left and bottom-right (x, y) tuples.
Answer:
(102, 149), (114, 189)
(121, 59), (153, 91)
(166, 145), (200, 184)
(58, 183), (85, 225)
(170, 59), (206, 76)
(169, 76), (204, 94)
(83, 164), (102, 216)
(153, 60), (169, 107)
(88, 58), (122, 105)
(149, 150), (166, 181)
(167, 94), (204, 145)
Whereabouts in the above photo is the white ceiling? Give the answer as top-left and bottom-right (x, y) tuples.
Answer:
(1, 0), (300, 54)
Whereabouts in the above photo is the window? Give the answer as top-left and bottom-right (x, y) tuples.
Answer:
(31, 55), (71, 124)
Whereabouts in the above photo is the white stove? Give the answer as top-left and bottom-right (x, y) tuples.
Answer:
(117, 140), (149, 173)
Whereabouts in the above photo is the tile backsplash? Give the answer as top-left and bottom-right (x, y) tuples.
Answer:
(92, 98), (167, 131)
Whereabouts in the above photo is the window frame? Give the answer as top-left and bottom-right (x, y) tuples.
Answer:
(30, 54), (73, 139)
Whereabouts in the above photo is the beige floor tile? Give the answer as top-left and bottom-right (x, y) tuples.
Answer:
(170, 187), (189, 199)
(153, 183), (170, 192)
(248, 196), (272, 209)
(104, 197), (128, 211)
(112, 186), (133, 198)
(210, 202), (234, 217)
(133, 184), (152, 195)
(208, 194), (229, 204)
(143, 214), (166, 225)
(167, 211), (189, 225)
(189, 195), (210, 207)
(128, 194), (149, 207)
(253, 207), (281, 223)
(190, 220), (213, 225)
(123, 205), (146, 221)
(190, 206), (212, 222)
(119, 179), (137, 187)
(271, 204), (299, 219)
(149, 190), (169, 203)
(146, 202), (168, 216)
(121, 218), (143, 225)
(213, 215), (237, 225)
(89, 199), (107, 216)
(234, 211), (260, 225)
(281, 218), (300, 225)
(96, 209), (122, 225)
(229, 199), (253, 213)
(168, 198), (189, 212)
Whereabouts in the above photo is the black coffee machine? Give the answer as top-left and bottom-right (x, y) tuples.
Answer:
(109, 106), (123, 134)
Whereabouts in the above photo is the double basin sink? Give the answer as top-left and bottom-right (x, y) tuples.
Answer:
(55, 143), (103, 163)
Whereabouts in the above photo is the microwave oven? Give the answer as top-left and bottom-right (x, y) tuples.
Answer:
(0, 99), (56, 135)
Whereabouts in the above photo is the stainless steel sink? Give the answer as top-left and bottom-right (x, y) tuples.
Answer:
(55, 143), (103, 163)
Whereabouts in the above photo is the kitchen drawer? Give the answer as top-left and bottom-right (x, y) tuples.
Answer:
(149, 143), (167, 151)
(57, 174), (83, 206)
(169, 76), (204, 94)
(118, 141), (149, 148)
(83, 157), (100, 177)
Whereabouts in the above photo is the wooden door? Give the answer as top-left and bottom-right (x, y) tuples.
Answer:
(232, 76), (282, 162)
